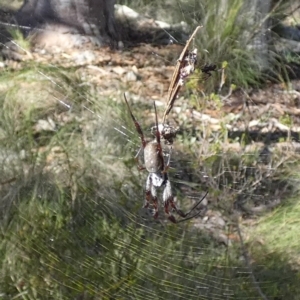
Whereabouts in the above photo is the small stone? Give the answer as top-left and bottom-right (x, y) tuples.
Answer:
(125, 71), (138, 82)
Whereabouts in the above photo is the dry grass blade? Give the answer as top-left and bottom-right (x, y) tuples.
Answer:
(163, 25), (203, 124)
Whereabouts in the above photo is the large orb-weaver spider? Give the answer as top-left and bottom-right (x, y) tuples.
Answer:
(124, 94), (208, 223)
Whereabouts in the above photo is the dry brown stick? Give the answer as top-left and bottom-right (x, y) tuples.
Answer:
(162, 25), (202, 124)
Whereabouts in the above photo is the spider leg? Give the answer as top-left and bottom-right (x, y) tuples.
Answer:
(134, 147), (146, 171)
(144, 174), (159, 218)
(153, 101), (161, 146)
(144, 174), (152, 208)
(151, 183), (159, 219)
(202, 72), (212, 81)
(162, 146), (172, 173)
(124, 93), (147, 148)
(176, 191), (208, 223)
(165, 188), (208, 224)
(162, 179), (179, 223)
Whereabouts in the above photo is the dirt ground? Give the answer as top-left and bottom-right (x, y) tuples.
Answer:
(3, 36), (300, 155)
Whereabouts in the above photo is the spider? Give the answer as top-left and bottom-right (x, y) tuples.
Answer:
(162, 26), (218, 124)
(201, 63), (217, 79)
(163, 26), (201, 124)
(124, 94), (208, 223)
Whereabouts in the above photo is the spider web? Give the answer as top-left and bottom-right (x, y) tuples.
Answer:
(0, 2), (298, 300)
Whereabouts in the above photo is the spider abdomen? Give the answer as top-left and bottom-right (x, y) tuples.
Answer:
(151, 173), (165, 188)
(144, 141), (163, 173)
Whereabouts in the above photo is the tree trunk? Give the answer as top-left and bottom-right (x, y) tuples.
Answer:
(14, 0), (118, 49)
(243, 0), (272, 71)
